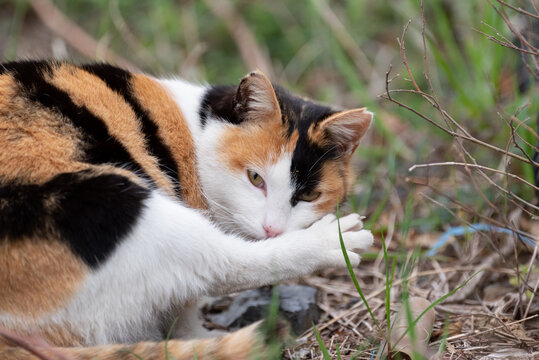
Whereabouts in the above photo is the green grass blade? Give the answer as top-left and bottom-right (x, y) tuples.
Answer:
(165, 317), (179, 360)
(337, 203), (381, 331)
(382, 232), (391, 333)
(402, 282), (422, 359)
(312, 323), (332, 360)
(438, 315), (451, 355)
(267, 285), (280, 335)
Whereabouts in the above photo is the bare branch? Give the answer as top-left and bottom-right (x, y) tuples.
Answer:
(409, 162), (539, 191)
(495, 0), (539, 19)
(397, 20), (422, 92)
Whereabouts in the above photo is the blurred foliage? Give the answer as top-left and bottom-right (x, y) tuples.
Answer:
(0, 0), (536, 234)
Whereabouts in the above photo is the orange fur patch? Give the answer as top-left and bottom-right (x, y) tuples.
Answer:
(0, 237), (87, 317)
(130, 74), (206, 209)
(0, 322), (262, 360)
(314, 161), (351, 214)
(0, 74), (86, 185)
(219, 120), (298, 172)
(46, 64), (175, 196)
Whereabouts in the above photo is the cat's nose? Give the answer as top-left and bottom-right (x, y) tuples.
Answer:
(263, 225), (283, 238)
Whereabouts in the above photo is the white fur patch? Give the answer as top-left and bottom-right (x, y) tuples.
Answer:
(10, 191), (371, 345)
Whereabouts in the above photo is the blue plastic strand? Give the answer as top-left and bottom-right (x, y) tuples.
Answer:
(427, 223), (536, 256)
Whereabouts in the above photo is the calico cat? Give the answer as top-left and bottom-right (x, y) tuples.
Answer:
(0, 60), (374, 359)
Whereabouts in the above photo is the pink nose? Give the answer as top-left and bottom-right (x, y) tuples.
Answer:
(263, 225), (283, 238)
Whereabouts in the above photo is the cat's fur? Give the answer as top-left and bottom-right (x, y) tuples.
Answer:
(0, 60), (373, 359)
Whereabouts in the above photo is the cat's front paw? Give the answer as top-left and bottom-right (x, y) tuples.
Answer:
(306, 213), (374, 268)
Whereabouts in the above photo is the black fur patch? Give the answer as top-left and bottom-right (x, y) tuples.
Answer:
(273, 86), (339, 204)
(199, 85), (238, 127)
(82, 63), (181, 196)
(2, 60), (150, 180)
(0, 171), (150, 267)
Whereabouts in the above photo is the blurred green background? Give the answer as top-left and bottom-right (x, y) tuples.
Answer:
(0, 0), (536, 237)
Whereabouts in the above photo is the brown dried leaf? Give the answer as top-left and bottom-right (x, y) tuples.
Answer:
(385, 296), (436, 359)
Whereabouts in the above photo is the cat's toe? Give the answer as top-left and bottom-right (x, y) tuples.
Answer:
(327, 249), (360, 267)
(337, 213), (364, 232)
(341, 229), (374, 251)
(320, 213), (336, 224)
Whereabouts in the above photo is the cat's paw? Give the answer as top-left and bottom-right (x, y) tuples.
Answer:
(305, 213), (373, 268)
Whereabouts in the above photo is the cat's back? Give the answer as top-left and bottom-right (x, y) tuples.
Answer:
(0, 61), (205, 204)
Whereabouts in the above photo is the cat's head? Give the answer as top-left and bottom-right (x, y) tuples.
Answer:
(198, 71), (371, 239)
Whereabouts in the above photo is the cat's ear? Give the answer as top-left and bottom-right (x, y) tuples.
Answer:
(316, 108), (372, 157)
(233, 70), (281, 123)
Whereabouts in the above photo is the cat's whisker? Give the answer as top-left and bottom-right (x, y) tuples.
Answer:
(307, 145), (339, 175)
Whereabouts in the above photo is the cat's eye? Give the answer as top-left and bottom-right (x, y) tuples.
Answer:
(247, 170), (265, 188)
(298, 190), (321, 202)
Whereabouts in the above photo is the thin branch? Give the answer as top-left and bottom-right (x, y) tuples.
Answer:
(397, 20), (421, 92)
(409, 162), (538, 191)
(507, 113), (538, 164)
(473, 28), (539, 56)
(421, 0), (437, 99)
(380, 92), (539, 167)
(487, 0), (536, 51)
(495, 0), (539, 19)
(418, 181), (538, 230)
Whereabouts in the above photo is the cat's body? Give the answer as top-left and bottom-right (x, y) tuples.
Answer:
(0, 60), (373, 359)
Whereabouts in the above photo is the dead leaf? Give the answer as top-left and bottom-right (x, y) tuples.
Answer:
(381, 296), (436, 359)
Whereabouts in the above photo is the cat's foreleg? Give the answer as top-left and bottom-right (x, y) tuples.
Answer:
(73, 191), (371, 342)
(208, 213), (373, 295)
(119, 191), (373, 299)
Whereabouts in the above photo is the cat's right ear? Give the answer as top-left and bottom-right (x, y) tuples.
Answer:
(233, 71), (281, 124)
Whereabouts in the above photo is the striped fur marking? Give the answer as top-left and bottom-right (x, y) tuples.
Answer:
(131, 74), (206, 208)
(82, 63), (181, 196)
(48, 64), (176, 196)
(0, 61), (148, 183)
(0, 74), (86, 184)
(1, 61), (150, 182)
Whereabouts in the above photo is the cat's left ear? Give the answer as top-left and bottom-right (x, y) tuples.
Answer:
(233, 70), (281, 123)
(316, 108), (372, 157)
